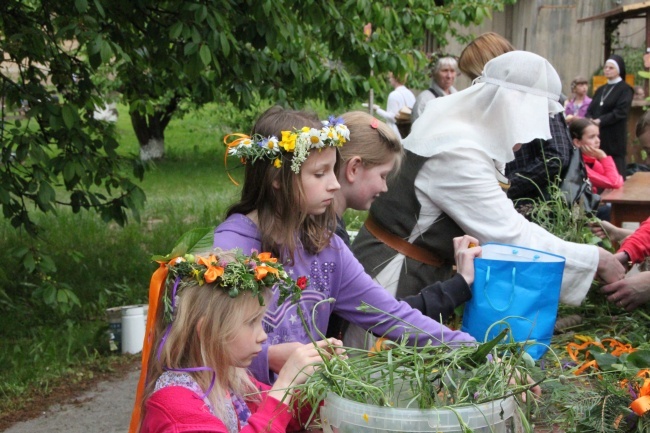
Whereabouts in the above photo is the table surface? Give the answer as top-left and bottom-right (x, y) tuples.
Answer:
(600, 172), (650, 204)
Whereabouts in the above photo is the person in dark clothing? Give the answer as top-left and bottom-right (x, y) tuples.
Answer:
(585, 54), (634, 178)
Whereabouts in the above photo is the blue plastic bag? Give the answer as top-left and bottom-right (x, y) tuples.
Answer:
(461, 243), (565, 360)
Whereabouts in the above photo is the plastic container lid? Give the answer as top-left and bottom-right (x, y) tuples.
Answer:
(122, 306), (144, 316)
(321, 393), (515, 433)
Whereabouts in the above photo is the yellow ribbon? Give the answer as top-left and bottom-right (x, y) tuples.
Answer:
(223, 133), (251, 186)
(128, 261), (171, 433)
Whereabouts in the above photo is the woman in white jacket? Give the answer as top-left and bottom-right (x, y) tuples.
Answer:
(351, 51), (625, 311)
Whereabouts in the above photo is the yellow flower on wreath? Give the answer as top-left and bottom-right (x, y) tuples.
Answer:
(280, 131), (296, 151)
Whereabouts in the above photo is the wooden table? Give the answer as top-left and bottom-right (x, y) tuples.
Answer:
(600, 172), (650, 228)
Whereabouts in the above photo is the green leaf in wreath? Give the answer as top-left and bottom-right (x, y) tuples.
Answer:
(150, 227), (215, 262)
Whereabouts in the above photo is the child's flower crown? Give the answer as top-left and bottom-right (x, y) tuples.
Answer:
(224, 115), (350, 174)
(161, 249), (306, 323)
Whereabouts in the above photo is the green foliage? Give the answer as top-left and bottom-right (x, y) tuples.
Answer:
(293, 308), (537, 428)
(1, 2), (146, 235)
(524, 181), (604, 247)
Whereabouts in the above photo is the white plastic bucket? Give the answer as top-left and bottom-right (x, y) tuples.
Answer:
(121, 306), (146, 354)
(321, 392), (516, 433)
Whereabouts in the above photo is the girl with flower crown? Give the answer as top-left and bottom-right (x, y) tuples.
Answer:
(137, 249), (342, 433)
(215, 105), (477, 386)
(327, 110), (480, 344)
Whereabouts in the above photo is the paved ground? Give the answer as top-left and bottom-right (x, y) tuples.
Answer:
(4, 365), (140, 433)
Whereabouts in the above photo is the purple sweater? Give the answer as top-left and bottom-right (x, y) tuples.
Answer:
(213, 214), (475, 384)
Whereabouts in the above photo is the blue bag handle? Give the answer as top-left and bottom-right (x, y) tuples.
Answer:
(483, 266), (516, 312)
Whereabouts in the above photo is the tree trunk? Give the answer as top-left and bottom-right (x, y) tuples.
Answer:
(130, 97), (179, 161)
(139, 138), (165, 161)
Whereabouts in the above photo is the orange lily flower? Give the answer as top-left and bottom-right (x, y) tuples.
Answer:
(257, 252), (277, 263)
(197, 255), (224, 283)
(631, 379), (650, 416)
(254, 264), (279, 281)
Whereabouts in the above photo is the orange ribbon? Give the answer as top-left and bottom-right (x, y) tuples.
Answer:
(128, 261), (170, 433)
(223, 133), (251, 186)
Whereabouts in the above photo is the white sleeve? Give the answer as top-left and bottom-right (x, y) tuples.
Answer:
(415, 148), (598, 306)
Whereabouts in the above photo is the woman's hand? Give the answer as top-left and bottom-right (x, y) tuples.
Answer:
(601, 272), (650, 311)
(596, 247), (626, 284)
(453, 235), (482, 287)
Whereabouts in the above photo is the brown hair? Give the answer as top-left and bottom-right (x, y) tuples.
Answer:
(142, 260), (272, 424)
(339, 111), (404, 174)
(569, 117), (596, 141)
(458, 32), (515, 80)
(570, 76), (588, 90)
(227, 106), (338, 261)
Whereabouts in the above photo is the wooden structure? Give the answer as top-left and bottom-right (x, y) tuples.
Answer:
(577, 1), (650, 61)
(600, 172), (650, 227)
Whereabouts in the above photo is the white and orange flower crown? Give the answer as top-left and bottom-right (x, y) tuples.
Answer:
(224, 116), (350, 175)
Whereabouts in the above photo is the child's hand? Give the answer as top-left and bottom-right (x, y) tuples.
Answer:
(579, 143), (606, 160)
(588, 220), (631, 242)
(453, 235), (482, 287)
(273, 339), (344, 390)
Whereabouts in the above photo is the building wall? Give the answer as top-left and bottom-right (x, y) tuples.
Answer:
(446, 0), (647, 96)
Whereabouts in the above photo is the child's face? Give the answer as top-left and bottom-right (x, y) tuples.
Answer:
(574, 83), (588, 95)
(299, 147), (340, 215)
(576, 124), (600, 149)
(346, 159), (395, 211)
(230, 305), (268, 368)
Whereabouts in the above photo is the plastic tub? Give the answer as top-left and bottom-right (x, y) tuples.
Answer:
(320, 392), (516, 433)
(121, 305), (146, 354)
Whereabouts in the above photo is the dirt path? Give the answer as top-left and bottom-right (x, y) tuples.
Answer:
(3, 362), (141, 433)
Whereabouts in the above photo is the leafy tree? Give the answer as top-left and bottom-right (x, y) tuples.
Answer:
(81, 0), (515, 160)
(0, 0), (512, 310)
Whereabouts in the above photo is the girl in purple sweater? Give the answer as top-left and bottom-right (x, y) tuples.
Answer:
(216, 106), (477, 385)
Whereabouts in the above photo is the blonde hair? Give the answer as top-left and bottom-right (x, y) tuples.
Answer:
(339, 111), (404, 174)
(227, 106), (338, 261)
(458, 32), (515, 80)
(142, 276), (272, 424)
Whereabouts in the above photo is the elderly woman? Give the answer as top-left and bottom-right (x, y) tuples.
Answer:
(350, 51), (625, 324)
(585, 55), (634, 178)
(411, 55), (458, 123)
